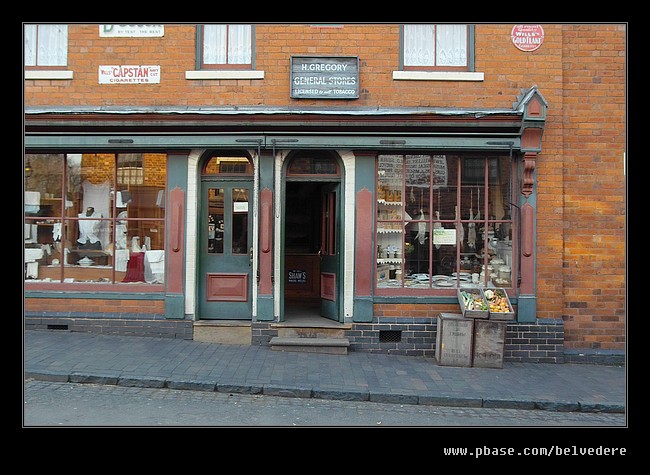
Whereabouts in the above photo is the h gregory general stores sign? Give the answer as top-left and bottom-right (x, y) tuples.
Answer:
(291, 56), (359, 99)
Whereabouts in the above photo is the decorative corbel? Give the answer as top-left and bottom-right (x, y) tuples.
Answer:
(522, 151), (537, 198)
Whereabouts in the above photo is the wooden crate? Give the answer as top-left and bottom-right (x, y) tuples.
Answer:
(458, 288), (489, 319)
(473, 319), (507, 368)
(435, 313), (474, 367)
(483, 288), (515, 321)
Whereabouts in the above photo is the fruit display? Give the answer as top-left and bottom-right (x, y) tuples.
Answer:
(483, 289), (515, 320)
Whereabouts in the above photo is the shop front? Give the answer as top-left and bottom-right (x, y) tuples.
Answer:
(25, 85), (560, 360)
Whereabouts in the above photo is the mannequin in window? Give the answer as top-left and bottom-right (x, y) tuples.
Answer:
(78, 206), (102, 256)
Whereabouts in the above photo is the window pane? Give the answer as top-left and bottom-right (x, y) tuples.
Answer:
(24, 25), (36, 66)
(203, 25), (227, 64)
(377, 155), (404, 288)
(208, 188), (224, 254)
(487, 156), (513, 287)
(204, 155), (253, 175)
(117, 153), (144, 185)
(232, 188), (249, 254)
(228, 25), (251, 64)
(287, 156), (338, 175)
(404, 24), (435, 66)
(25, 154), (64, 211)
(37, 24), (67, 66)
(436, 24), (467, 66)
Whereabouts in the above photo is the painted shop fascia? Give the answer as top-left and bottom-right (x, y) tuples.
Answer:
(24, 86), (568, 362)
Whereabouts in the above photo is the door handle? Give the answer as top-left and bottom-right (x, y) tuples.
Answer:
(318, 248), (322, 262)
(249, 247), (254, 266)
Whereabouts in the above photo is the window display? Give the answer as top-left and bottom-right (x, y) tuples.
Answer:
(24, 153), (166, 285)
(376, 153), (514, 292)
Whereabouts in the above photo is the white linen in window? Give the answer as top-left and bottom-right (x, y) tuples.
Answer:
(404, 24), (467, 67)
(81, 180), (111, 248)
(436, 24), (467, 66)
(24, 25), (36, 65)
(24, 24), (67, 67)
(25, 191), (40, 214)
(203, 25), (251, 65)
(144, 250), (165, 283)
(404, 24), (435, 66)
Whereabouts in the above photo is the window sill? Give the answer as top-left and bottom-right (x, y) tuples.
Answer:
(185, 70), (265, 80)
(24, 70), (74, 80)
(392, 71), (484, 82)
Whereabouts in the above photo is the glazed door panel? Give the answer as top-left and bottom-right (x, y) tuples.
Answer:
(199, 181), (253, 319)
(320, 184), (340, 321)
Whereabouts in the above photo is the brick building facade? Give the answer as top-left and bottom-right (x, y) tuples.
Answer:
(24, 23), (626, 363)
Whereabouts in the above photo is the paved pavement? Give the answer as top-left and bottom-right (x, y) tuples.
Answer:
(23, 329), (626, 414)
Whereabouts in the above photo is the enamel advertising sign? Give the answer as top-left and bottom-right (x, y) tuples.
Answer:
(511, 25), (545, 52)
(99, 25), (164, 37)
(99, 65), (161, 84)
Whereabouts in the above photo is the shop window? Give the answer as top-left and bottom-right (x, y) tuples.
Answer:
(24, 24), (68, 68)
(402, 24), (469, 71)
(24, 153), (166, 286)
(200, 24), (253, 69)
(376, 153), (514, 293)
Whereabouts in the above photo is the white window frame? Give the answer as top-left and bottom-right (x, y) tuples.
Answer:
(24, 24), (68, 67)
(202, 24), (252, 68)
(186, 24), (264, 81)
(24, 24), (73, 80)
(394, 24), (483, 82)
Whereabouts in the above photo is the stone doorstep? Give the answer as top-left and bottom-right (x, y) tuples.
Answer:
(269, 336), (350, 355)
(276, 326), (347, 339)
(193, 321), (252, 345)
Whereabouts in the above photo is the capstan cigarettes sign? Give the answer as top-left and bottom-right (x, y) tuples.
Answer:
(99, 65), (161, 84)
(511, 25), (544, 52)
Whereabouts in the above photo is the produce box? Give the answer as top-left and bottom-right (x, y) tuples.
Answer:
(458, 288), (489, 319)
(435, 313), (474, 367)
(473, 319), (507, 368)
(483, 288), (515, 320)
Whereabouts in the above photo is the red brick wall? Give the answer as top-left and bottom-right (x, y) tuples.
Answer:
(24, 23), (626, 351)
(25, 24), (570, 109)
(24, 298), (164, 314)
(557, 25), (626, 350)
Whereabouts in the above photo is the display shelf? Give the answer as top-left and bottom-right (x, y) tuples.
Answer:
(376, 258), (403, 264)
(377, 199), (403, 206)
(377, 227), (402, 234)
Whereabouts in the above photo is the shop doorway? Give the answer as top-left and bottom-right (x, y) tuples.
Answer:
(283, 154), (342, 322)
(197, 153), (254, 320)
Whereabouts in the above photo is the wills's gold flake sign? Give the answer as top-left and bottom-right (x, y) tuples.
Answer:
(511, 25), (544, 52)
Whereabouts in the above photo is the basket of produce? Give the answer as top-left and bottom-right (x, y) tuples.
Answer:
(483, 289), (515, 320)
(458, 288), (489, 319)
